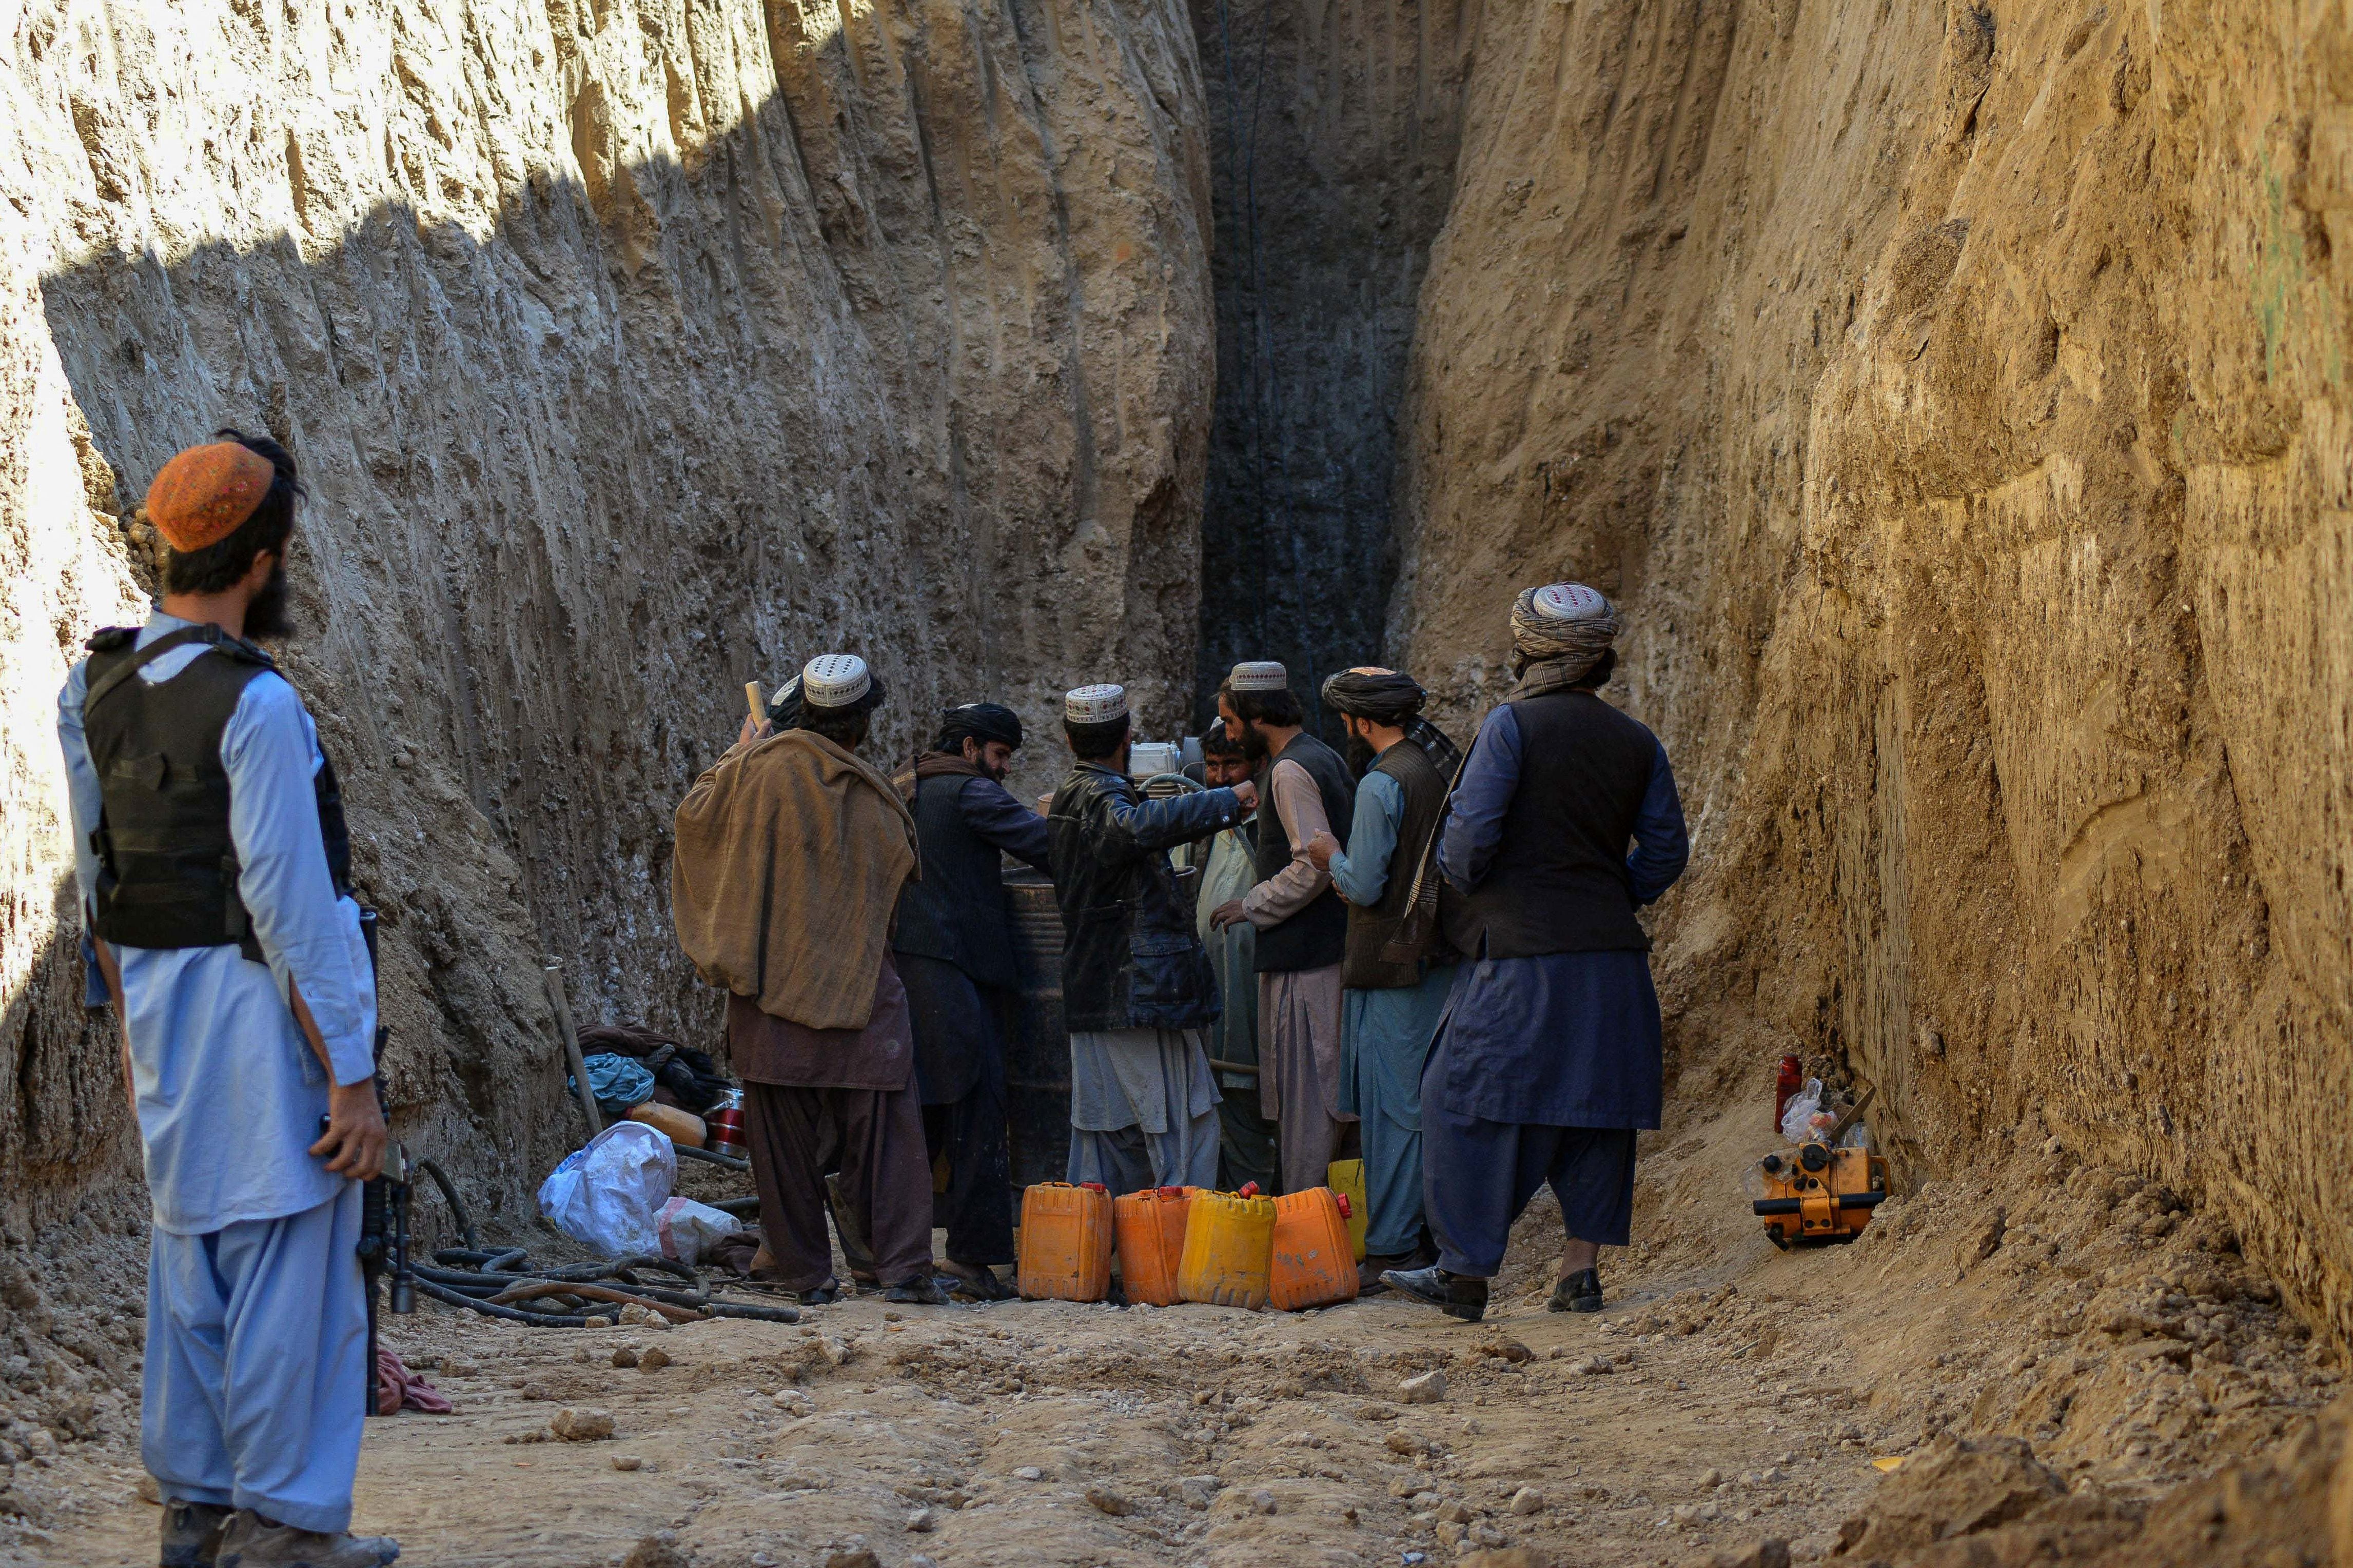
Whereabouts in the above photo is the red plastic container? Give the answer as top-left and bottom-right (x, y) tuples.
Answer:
(1775, 1055), (1802, 1135)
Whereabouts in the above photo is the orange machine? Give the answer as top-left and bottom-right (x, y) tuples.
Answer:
(1751, 1087), (1887, 1246)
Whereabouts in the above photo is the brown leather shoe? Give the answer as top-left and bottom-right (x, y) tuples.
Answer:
(1358, 1240), (1438, 1294)
(941, 1259), (1016, 1301)
(214, 1512), (398, 1568)
(160, 1499), (233, 1567)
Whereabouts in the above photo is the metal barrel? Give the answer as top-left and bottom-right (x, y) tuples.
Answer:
(998, 868), (1069, 1191)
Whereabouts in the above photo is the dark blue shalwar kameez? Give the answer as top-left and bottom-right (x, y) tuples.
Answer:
(1421, 703), (1689, 1278)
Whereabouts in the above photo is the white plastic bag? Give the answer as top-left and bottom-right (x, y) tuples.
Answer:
(537, 1121), (677, 1258)
(655, 1196), (744, 1266)
(1778, 1078), (1824, 1143)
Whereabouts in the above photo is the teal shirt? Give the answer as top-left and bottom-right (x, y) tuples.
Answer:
(1326, 769), (1406, 908)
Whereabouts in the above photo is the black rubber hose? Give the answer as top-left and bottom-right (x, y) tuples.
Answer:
(414, 1277), (599, 1326)
(413, 1266), (541, 1293)
(674, 1145), (750, 1172)
(413, 1159), (481, 1251)
(702, 1300), (802, 1324)
(711, 1196), (760, 1219)
(435, 1248), (528, 1273)
(616, 1282), (724, 1312)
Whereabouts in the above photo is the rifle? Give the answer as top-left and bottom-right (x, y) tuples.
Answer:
(353, 909), (414, 1417)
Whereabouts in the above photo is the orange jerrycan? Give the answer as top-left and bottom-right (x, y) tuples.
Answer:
(1326, 1159), (1369, 1261)
(1113, 1186), (1196, 1306)
(1270, 1186), (1360, 1310)
(1177, 1186), (1276, 1309)
(1017, 1182), (1113, 1301)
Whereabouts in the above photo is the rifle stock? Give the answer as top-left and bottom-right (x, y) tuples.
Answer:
(354, 909), (413, 1418)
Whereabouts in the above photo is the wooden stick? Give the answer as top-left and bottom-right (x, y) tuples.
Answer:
(543, 962), (603, 1138)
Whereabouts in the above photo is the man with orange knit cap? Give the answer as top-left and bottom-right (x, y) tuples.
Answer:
(57, 433), (399, 1567)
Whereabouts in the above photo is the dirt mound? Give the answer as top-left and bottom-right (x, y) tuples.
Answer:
(1813, 1399), (2350, 1568)
(1386, 0), (2353, 1358)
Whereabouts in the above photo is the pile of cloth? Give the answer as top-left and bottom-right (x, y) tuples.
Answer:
(570, 1022), (735, 1121)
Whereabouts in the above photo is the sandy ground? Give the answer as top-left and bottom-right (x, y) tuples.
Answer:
(7, 1125), (2344, 1568)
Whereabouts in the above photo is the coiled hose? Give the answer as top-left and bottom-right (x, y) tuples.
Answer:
(403, 1167), (798, 1326)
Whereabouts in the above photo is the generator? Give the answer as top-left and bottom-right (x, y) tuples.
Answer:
(1751, 1087), (1888, 1247)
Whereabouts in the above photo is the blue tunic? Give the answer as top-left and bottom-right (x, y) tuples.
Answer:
(1428, 702), (1688, 1129)
(58, 610), (379, 1232)
(1329, 769), (1456, 1253)
(59, 608), (378, 1531)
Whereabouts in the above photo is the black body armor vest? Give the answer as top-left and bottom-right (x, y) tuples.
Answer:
(81, 624), (352, 959)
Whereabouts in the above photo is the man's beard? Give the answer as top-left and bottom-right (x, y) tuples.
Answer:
(981, 758), (1009, 783)
(1345, 732), (1376, 777)
(1237, 719), (1270, 764)
(244, 560), (295, 642)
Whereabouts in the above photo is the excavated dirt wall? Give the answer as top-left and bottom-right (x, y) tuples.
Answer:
(0, 0), (1212, 1234)
(1388, 0), (2353, 1344)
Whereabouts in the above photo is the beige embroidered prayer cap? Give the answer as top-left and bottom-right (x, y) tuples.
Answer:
(1064, 684), (1129, 724)
(1226, 660), (1288, 691)
(800, 654), (871, 707)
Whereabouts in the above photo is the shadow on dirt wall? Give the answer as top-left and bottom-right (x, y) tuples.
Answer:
(13, 111), (1077, 1236)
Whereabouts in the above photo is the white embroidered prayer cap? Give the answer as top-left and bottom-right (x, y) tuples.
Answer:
(1064, 684), (1129, 724)
(801, 653), (871, 707)
(1529, 582), (1612, 622)
(1227, 660), (1288, 691)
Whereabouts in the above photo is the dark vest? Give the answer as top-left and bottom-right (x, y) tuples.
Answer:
(892, 772), (1018, 992)
(1252, 731), (1356, 974)
(82, 624), (351, 959)
(1465, 690), (1658, 958)
(1341, 737), (1452, 990)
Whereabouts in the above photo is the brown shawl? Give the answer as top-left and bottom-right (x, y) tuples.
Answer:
(890, 749), (991, 802)
(672, 729), (919, 1029)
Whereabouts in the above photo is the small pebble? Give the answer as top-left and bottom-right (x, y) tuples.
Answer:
(612, 1454), (643, 1471)
(1014, 1466), (1044, 1481)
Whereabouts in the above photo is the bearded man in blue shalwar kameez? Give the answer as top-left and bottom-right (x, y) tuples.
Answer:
(1383, 582), (1690, 1325)
(57, 433), (400, 1568)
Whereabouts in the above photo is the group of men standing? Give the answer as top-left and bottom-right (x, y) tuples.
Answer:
(671, 579), (1690, 1324)
(61, 434), (1688, 1568)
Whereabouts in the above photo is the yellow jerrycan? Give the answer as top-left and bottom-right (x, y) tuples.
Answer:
(1176, 1184), (1276, 1309)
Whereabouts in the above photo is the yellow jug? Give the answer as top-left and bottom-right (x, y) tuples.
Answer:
(1327, 1159), (1369, 1261)
(1176, 1187), (1276, 1309)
